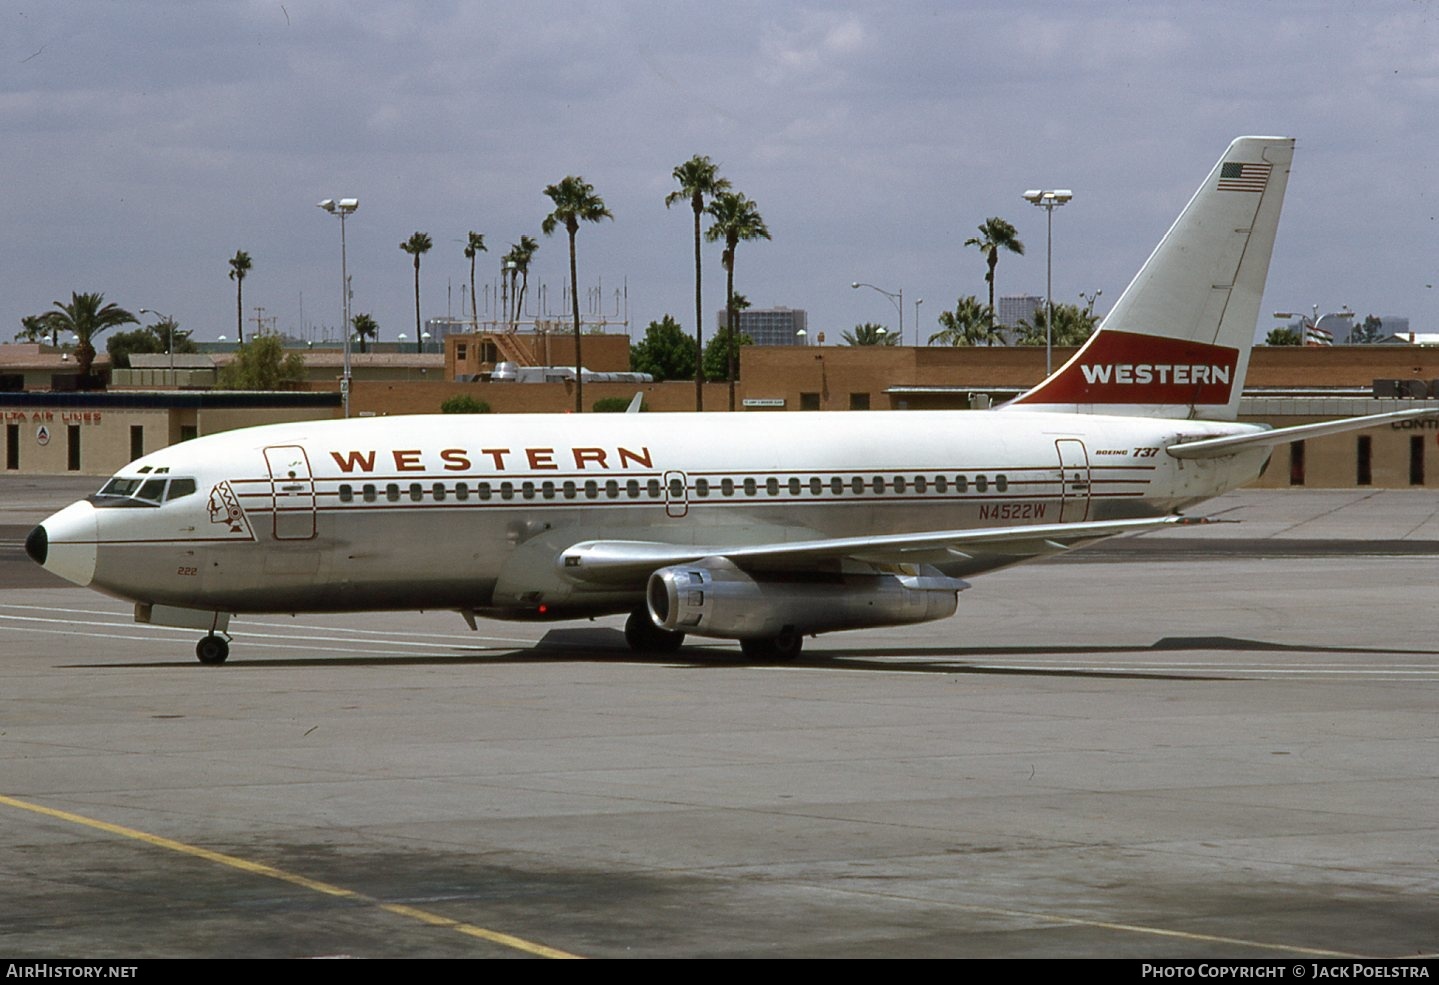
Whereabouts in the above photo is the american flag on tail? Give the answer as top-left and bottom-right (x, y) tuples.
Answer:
(1217, 161), (1272, 193)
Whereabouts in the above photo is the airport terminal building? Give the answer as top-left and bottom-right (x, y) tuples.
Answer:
(3, 339), (1438, 489)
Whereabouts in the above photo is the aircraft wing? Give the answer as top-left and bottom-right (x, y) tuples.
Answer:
(559, 515), (1188, 586)
(1166, 408), (1439, 460)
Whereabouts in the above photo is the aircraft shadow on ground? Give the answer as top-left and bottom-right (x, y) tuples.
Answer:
(72, 628), (1438, 681)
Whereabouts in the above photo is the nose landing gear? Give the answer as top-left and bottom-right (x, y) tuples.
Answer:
(196, 634), (230, 665)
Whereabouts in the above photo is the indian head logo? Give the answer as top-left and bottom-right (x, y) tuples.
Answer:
(207, 481), (254, 539)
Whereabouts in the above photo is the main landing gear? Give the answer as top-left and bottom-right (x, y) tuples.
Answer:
(624, 608), (685, 653)
(623, 607), (805, 662)
(739, 632), (803, 662)
(195, 634), (230, 665)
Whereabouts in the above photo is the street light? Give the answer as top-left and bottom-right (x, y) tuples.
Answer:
(1022, 188), (1073, 374)
(914, 298), (924, 343)
(851, 281), (903, 344)
(318, 197), (359, 416)
(138, 307), (176, 380)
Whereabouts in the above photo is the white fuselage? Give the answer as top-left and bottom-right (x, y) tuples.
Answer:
(41, 410), (1269, 619)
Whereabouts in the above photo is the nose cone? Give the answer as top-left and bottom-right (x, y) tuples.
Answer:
(31, 500), (98, 587)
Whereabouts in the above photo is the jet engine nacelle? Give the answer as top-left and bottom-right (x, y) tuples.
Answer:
(646, 558), (966, 640)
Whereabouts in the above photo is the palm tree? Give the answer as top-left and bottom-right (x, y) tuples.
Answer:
(666, 155), (730, 410)
(842, 322), (897, 346)
(965, 218), (1024, 334)
(511, 235), (539, 328)
(542, 176), (613, 413)
(400, 232), (433, 353)
(929, 295), (1001, 346)
(704, 191), (770, 410)
(43, 292), (137, 382)
(1016, 302), (1098, 347)
(351, 313), (379, 354)
(463, 232), (486, 330)
(15, 314), (58, 345)
(228, 250), (252, 345)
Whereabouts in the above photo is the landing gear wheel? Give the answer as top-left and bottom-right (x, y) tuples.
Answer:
(196, 634), (230, 665)
(624, 608), (685, 653)
(739, 632), (803, 662)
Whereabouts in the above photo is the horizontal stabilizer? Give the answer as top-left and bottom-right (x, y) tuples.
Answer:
(1166, 408), (1439, 460)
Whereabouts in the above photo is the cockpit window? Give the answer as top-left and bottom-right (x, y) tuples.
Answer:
(93, 475), (198, 508)
(99, 477), (143, 498)
(166, 478), (197, 501)
(135, 479), (167, 503)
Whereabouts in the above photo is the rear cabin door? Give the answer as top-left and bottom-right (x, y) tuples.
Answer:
(1055, 438), (1092, 523)
(263, 445), (317, 540)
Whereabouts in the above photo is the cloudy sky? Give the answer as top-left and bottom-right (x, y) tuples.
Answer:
(5, 1), (1438, 347)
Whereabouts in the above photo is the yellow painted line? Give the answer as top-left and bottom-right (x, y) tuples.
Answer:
(0, 793), (580, 959)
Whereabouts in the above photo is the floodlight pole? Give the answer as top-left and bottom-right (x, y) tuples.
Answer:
(1023, 189), (1073, 375)
(319, 198), (359, 416)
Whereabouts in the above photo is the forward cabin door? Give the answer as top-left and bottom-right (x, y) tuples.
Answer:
(1055, 438), (1092, 523)
(263, 445), (317, 540)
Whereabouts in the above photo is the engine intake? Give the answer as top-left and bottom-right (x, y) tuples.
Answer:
(647, 557), (965, 640)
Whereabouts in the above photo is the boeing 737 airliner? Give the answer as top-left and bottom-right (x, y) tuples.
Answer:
(24, 136), (1433, 663)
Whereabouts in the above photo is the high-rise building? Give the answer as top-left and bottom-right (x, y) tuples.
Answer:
(997, 295), (1043, 330)
(715, 306), (808, 346)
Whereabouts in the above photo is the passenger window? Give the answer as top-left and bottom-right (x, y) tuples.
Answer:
(743, 478), (757, 497)
(409, 483), (424, 502)
(851, 476), (864, 494)
(386, 483), (400, 502)
(339, 485), (353, 503)
(606, 480), (620, 499)
(669, 478), (684, 497)
(996, 474), (1008, 492)
(542, 481), (555, 500)
(894, 476), (907, 494)
(561, 481), (575, 500)
(871, 476), (884, 494)
(809, 477), (822, 495)
(914, 476), (927, 494)
(626, 479), (640, 498)
(584, 480), (598, 499)
(721, 478), (735, 497)
(455, 482), (470, 501)
(976, 474), (989, 493)
(790, 478), (803, 496)
(830, 477), (843, 495)
(500, 482), (514, 501)
(647, 479), (661, 498)
(363, 484), (377, 503)
(695, 478), (710, 497)
(432, 482), (447, 501)
(766, 477), (779, 496)
(521, 481), (535, 500)
(478, 482), (492, 500)
(956, 475), (969, 493)
(935, 476), (948, 493)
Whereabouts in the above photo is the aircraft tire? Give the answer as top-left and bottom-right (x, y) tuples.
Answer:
(196, 634), (230, 665)
(624, 608), (685, 653)
(739, 632), (803, 662)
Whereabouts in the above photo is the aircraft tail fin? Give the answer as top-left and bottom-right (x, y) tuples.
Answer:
(1005, 136), (1294, 420)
